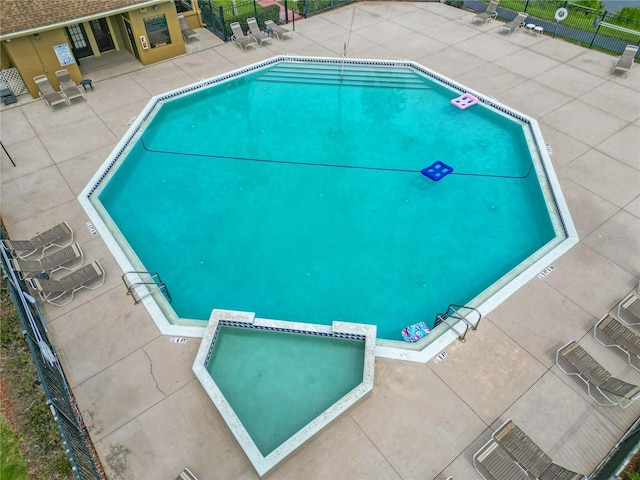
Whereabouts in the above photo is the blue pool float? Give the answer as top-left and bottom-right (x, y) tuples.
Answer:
(401, 321), (431, 342)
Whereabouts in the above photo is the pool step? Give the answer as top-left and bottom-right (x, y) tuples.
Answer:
(257, 63), (432, 89)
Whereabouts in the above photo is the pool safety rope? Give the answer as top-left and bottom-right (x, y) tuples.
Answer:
(140, 138), (533, 180)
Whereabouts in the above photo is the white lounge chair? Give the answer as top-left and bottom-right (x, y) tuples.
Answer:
(34, 75), (68, 110)
(230, 22), (258, 51)
(617, 292), (640, 326)
(10, 242), (83, 279)
(29, 260), (106, 306)
(55, 69), (86, 103)
(612, 45), (638, 77)
(472, 0), (499, 26)
(179, 15), (200, 43)
(594, 314), (640, 372)
(247, 17), (272, 46)
(264, 20), (294, 41)
(1, 221), (74, 259)
(498, 11), (527, 35)
(556, 340), (640, 408)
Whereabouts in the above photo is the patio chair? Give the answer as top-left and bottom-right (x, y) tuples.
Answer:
(34, 75), (69, 109)
(493, 419), (585, 480)
(10, 242), (84, 279)
(230, 22), (258, 51)
(617, 292), (640, 326)
(472, 0), (500, 26)
(473, 438), (530, 480)
(264, 20), (294, 41)
(246, 17), (272, 46)
(175, 467), (199, 480)
(611, 44), (638, 77)
(54, 69), (86, 103)
(594, 314), (640, 372)
(29, 260), (106, 306)
(556, 340), (640, 408)
(498, 11), (527, 35)
(178, 15), (200, 43)
(1, 221), (74, 259)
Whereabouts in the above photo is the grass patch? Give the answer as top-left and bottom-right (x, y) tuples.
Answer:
(0, 414), (29, 480)
(0, 278), (74, 479)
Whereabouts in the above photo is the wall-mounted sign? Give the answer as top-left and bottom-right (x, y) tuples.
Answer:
(144, 14), (171, 48)
(53, 43), (75, 66)
(140, 35), (149, 49)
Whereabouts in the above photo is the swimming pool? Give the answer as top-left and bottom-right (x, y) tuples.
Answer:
(80, 56), (577, 358)
(193, 310), (376, 476)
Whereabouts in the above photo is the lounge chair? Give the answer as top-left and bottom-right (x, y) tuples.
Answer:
(54, 69), (86, 103)
(493, 419), (585, 480)
(594, 314), (640, 372)
(175, 467), (199, 480)
(230, 22), (258, 51)
(10, 242), (83, 279)
(1, 221), (74, 259)
(178, 15), (200, 43)
(556, 340), (640, 408)
(246, 17), (272, 46)
(33, 75), (69, 110)
(29, 260), (106, 306)
(264, 20), (294, 41)
(498, 11), (527, 35)
(617, 292), (640, 326)
(472, 0), (500, 26)
(612, 44), (638, 77)
(473, 438), (530, 480)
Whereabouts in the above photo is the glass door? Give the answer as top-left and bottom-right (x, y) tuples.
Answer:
(89, 19), (115, 53)
(65, 24), (93, 59)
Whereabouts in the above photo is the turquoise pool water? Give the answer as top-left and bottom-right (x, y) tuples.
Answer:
(206, 326), (365, 456)
(97, 61), (555, 339)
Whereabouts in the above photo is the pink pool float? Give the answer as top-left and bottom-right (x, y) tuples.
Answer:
(451, 93), (479, 110)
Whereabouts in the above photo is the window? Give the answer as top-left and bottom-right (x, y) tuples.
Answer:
(175, 0), (193, 13)
(144, 14), (171, 48)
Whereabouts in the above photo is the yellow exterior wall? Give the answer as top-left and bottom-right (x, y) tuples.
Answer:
(127, 3), (186, 66)
(3, 29), (82, 99)
(1, 42), (11, 69)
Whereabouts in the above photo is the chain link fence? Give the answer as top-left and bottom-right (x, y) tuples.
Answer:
(1, 236), (103, 480)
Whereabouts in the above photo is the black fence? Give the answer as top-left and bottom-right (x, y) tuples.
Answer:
(466, 0), (640, 56)
(0, 242), (103, 480)
(198, 0), (354, 41)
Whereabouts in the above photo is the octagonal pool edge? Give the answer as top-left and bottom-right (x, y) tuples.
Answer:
(78, 55), (578, 363)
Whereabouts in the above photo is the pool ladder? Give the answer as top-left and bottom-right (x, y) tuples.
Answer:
(122, 271), (172, 305)
(434, 304), (482, 342)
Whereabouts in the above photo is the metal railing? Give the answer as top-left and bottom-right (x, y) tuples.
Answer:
(0, 239), (103, 480)
(122, 270), (172, 305)
(434, 304), (482, 342)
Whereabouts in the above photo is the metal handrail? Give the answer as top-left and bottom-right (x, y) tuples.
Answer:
(122, 271), (172, 304)
(435, 304), (482, 343)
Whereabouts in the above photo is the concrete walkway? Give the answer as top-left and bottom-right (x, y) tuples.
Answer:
(1, 2), (639, 479)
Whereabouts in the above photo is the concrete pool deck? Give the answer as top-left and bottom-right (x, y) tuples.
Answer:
(1, 2), (639, 479)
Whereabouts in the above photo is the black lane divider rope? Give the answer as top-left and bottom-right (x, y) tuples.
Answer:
(140, 138), (534, 179)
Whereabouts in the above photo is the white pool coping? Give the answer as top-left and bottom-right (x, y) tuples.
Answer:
(78, 55), (578, 363)
(192, 309), (376, 477)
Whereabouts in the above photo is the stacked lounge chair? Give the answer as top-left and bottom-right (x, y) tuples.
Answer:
(264, 20), (294, 41)
(230, 22), (258, 51)
(617, 292), (640, 326)
(246, 17), (271, 46)
(1, 221), (73, 259)
(472, 0), (499, 26)
(498, 11), (527, 35)
(54, 69), (86, 103)
(178, 15), (200, 43)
